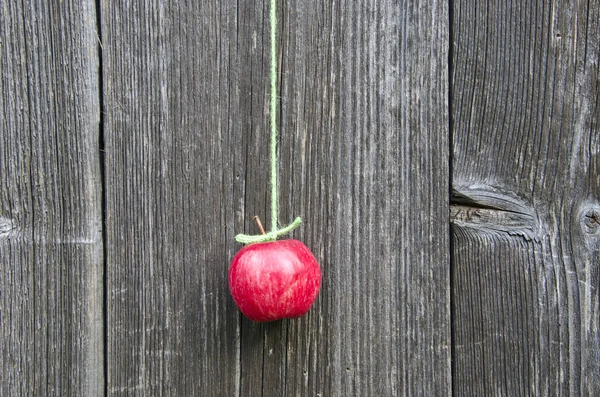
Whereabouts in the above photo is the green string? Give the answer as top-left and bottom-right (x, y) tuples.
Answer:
(236, 217), (302, 244)
(235, 0), (302, 244)
(270, 0), (278, 233)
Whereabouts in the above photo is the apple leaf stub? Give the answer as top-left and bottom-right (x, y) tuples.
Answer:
(228, 239), (321, 322)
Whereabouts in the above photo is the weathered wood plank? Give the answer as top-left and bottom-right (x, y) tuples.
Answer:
(103, 0), (450, 395)
(0, 0), (103, 395)
(101, 1), (243, 395)
(451, 0), (600, 394)
(277, 1), (450, 396)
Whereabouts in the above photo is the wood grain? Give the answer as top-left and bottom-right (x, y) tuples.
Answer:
(102, 0), (450, 395)
(4, 0), (597, 393)
(0, 0), (103, 395)
(451, 0), (600, 394)
(101, 1), (244, 395)
(278, 1), (450, 396)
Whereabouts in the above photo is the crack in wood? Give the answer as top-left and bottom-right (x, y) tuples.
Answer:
(450, 187), (541, 240)
(583, 209), (600, 234)
(450, 204), (534, 227)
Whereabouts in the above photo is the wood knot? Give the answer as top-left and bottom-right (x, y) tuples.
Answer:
(450, 185), (540, 240)
(0, 216), (21, 240)
(582, 208), (600, 234)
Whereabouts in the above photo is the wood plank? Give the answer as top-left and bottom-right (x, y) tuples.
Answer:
(101, 1), (244, 395)
(451, 0), (600, 394)
(278, 1), (450, 395)
(102, 0), (450, 395)
(0, 0), (103, 395)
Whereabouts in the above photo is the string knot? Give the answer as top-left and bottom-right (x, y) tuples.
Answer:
(235, 217), (302, 244)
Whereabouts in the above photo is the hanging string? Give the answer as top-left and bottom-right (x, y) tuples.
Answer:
(235, 0), (302, 244)
(269, 0), (279, 233)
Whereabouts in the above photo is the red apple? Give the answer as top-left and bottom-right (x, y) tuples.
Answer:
(228, 239), (321, 322)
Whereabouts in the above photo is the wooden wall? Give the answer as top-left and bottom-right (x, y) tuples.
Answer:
(1, 0), (103, 395)
(451, 1), (599, 394)
(1, 0), (597, 396)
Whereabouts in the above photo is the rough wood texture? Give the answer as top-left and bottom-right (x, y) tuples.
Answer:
(0, 0), (103, 395)
(7, 0), (596, 394)
(451, 0), (600, 395)
(102, 0), (449, 395)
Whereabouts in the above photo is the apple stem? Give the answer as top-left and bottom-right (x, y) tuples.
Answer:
(253, 216), (266, 235)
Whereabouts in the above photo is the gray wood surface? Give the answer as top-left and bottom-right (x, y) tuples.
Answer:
(7, 0), (596, 395)
(451, 0), (600, 395)
(101, 0), (450, 395)
(0, 0), (103, 395)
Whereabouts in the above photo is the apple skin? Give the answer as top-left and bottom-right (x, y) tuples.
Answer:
(228, 239), (321, 322)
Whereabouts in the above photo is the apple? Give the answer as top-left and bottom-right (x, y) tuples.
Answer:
(228, 239), (321, 322)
